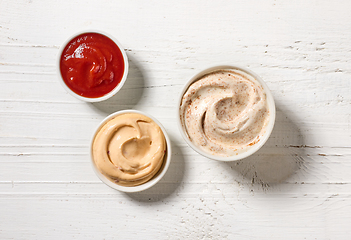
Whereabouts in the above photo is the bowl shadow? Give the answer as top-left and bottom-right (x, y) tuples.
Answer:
(89, 53), (145, 114)
(224, 106), (305, 186)
(124, 135), (186, 203)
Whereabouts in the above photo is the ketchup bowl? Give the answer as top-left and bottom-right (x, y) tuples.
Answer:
(57, 30), (129, 102)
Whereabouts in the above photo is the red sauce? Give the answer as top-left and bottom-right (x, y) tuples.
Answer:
(60, 32), (125, 98)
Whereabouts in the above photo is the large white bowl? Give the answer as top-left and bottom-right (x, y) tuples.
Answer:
(90, 110), (172, 192)
(177, 65), (276, 161)
(57, 30), (129, 102)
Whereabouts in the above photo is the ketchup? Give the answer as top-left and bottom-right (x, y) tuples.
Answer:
(60, 32), (125, 98)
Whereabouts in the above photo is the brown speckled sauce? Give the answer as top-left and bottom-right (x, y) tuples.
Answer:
(180, 69), (270, 157)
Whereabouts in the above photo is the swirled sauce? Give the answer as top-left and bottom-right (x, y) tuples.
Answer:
(60, 32), (125, 98)
(180, 69), (270, 157)
(92, 113), (166, 187)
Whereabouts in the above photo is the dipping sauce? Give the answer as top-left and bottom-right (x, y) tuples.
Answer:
(60, 32), (125, 98)
(180, 69), (270, 157)
(92, 112), (167, 187)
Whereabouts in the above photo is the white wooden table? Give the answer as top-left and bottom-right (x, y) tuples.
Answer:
(1, 1), (351, 239)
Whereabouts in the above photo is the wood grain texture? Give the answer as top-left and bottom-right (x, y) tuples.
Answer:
(1, 0), (351, 239)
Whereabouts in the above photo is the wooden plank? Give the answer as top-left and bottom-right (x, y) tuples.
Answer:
(1, 0), (351, 239)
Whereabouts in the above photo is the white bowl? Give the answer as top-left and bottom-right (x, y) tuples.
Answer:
(90, 110), (172, 192)
(57, 30), (129, 102)
(177, 65), (276, 161)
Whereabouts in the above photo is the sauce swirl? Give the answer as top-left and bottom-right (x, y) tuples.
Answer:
(60, 32), (125, 98)
(92, 113), (166, 187)
(180, 69), (270, 157)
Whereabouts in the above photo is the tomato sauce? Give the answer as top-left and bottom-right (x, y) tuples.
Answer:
(60, 32), (125, 98)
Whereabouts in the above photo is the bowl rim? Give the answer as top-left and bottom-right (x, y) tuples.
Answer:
(176, 64), (276, 162)
(90, 109), (172, 192)
(57, 29), (129, 102)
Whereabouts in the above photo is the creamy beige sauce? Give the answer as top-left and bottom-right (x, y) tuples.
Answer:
(180, 69), (270, 157)
(92, 113), (166, 186)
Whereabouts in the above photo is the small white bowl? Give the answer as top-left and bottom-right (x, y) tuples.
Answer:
(177, 65), (276, 161)
(90, 110), (172, 192)
(57, 30), (129, 102)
